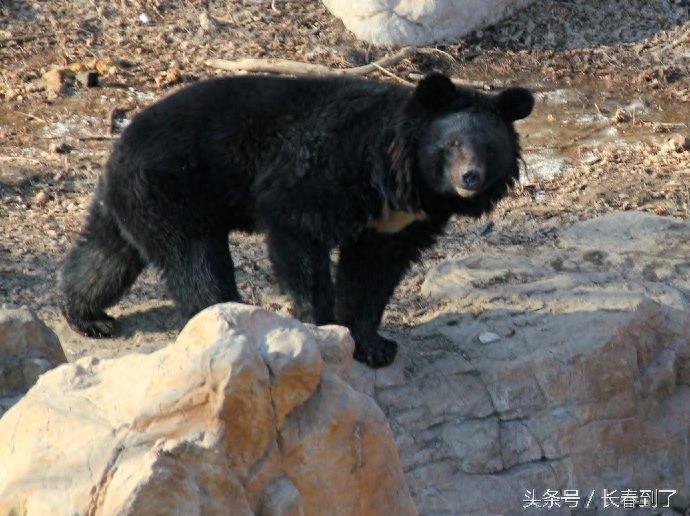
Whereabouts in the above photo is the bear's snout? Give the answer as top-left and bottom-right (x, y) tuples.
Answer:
(450, 151), (486, 198)
(461, 169), (482, 191)
(443, 138), (487, 197)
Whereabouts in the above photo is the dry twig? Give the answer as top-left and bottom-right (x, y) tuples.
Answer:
(204, 46), (499, 91)
(206, 47), (416, 76)
(206, 46), (462, 79)
(15, 111), (48, 124)
(371, 63), (413, 85)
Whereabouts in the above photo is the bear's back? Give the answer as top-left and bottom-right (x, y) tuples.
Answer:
(104, 75), (411, 221)
(109, 75), (409, 178)
(126, 75), (408, 138)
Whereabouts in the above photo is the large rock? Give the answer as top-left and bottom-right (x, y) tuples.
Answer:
(0, 304), (416, 516)
(0, 306), (66, 417)
(322, 0), (534, 46)
(354, 212), (690, 513)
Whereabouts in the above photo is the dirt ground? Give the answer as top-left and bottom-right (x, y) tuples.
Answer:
(1, 0), (688, 358)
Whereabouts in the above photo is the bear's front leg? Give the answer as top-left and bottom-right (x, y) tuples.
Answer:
(266, 225), (335, 325)
(335, 225), (439, 368)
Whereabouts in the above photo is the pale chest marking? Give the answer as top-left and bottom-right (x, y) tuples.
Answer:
(366, 204), (428, 234)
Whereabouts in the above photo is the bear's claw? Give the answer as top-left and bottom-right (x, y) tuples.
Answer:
(354, 335), (398, 368)
(61, 305), (115, 338)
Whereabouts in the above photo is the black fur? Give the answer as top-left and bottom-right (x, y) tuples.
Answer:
(59, 73), (533, 368)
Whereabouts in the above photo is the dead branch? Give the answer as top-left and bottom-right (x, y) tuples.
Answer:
(203, 47), (501, 92)
(206, 56), (336, 76)
(15, 111), (49, 124)
(206, 46), (458, 78)
(371, 63), (414, 85)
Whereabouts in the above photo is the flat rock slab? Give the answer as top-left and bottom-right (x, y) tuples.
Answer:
(352, 212), (690, 514)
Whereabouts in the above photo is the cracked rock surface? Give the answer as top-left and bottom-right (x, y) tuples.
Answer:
(349, 212), (690, 514)
(321, 0), (535, 45)
(0, 304), (415, 516)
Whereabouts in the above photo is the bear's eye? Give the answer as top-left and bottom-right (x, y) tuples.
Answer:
(445, 139), (461, 149)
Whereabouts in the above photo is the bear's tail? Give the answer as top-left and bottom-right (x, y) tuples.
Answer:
(59, 197), (145, 337)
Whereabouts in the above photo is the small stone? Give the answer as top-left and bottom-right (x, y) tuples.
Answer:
(49, 141), (72, 154)
(109, 107), (131, 135)
(478, 332), (501, 344)
(579, 152), (601, 166)
(479, 221), (494, 236)
(611, 107), (630, 123)
(198, 11), (218, 33)
(43, 68), (69, 98)
(68, 62), (89, 73)
(32, 191), (49, 207)
(75, 71), (99, 88)
(138, 12), (151, 24)
(94, 57), (115, 75)
(534, 191), (548, 203)
(156, 67), (183, 88)
(0, 306), (66, 397)
(665, 133), (689, 152)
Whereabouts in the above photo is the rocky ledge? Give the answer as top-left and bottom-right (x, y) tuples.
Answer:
(352, 212), (690, 513)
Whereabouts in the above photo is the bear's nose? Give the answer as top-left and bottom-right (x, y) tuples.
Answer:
(461, 170), (481, 190)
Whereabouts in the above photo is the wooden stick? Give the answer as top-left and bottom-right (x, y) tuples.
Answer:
(206, 57), (336, 76)
(371, 62), (414, 85)
(204, 46), (497, 93)
(206, 46), (422, 77)
(15, 111), (49, 124)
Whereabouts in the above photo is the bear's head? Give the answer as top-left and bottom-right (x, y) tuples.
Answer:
(399, 73), (533, 214)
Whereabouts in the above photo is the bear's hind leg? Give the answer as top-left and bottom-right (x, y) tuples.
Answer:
(157, 235), (242, 320)
(60, 201), (146, 337)
(335, 227), (437, 368)
(265, 226), (334, 325)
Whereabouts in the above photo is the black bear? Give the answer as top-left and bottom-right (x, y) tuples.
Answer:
(60, 73), (533, 368)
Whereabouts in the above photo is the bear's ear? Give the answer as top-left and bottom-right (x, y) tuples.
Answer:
(409, 73), (457, 112)
(494, 87), (534, 121)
